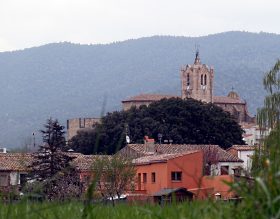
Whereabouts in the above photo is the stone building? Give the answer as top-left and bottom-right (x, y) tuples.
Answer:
(181, 51), (214, 102)
(122, 51), (254, 123)
(213, 91), (254, 123)
(122, 94), (179, 111)
(67, 118), (100, 140)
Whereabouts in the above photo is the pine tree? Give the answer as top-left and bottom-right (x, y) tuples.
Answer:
(29, 118), (81, 200)
(31, 118), (71, 180)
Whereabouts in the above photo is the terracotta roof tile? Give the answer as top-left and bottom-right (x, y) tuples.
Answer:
(132, 151), (199, 165)
(243, 134), (253, 137)
(0, 153), (33, 171)
(72, 154), (111, 171)
(122, 94), (179, 103)
(120, 144), (243, 162)
(227, 145), (256, 151)
(0, 152), (110, 172)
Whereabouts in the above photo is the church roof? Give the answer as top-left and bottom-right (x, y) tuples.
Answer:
(213, 96), (245, 104)
(122, 94), (179, 103)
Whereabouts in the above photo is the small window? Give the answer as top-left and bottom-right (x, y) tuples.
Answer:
(201, 74), (204, 85)
(221, 166), (229, 175)
(0, 174), (8, 186)
(143, 173), (147, 183)
(138, 173), (141, 190)
(186, 74), (190, 86)
(204, 74), (207, 85)
(171, 172), (182, 181)
(151, 172), (156, 183)
(79, 118), (85, 128)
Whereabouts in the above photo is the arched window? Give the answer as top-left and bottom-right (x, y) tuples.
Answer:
(187, 74), (190, 86)
(204, 74), (207, 85)
(201, 75), (203, 85)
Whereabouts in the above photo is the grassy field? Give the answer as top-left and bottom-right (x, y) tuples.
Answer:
(0, 200), (249, 219)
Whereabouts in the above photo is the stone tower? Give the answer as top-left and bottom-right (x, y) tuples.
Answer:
(181, 51), (214, 103)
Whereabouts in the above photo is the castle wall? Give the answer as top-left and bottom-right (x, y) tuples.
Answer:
(67, 118), (100, 140)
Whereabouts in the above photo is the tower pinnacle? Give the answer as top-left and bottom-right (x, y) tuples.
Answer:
(194, 48), (200, 64)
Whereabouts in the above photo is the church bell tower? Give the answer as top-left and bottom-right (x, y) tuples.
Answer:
(181, 51), (214, 103)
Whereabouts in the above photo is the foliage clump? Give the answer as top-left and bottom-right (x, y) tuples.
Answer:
(70, 98), (244, 154)
(233, 59), (280, 219)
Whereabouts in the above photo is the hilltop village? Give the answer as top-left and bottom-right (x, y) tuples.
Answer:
(0, 52), (267, 203)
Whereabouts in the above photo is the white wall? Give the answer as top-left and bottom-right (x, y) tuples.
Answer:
(239, 150), (254, 171)
(9, 172), (20, 185)
(211, 162), (243, 176)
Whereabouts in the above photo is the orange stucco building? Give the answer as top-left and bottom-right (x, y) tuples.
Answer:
(118, 140), (243, 201)
(133, 151), (203, 195)
(129, 150), (237, 201)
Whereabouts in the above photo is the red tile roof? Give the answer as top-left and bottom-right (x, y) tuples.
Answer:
(240, 122), (257, 129)
(122, 94), (179, 103)
(0, 153), (32, 171)
(227, 145), (256, 151)
(133, 151), (199, 165)
(118, 144), (243, 162)
(213, 96), (245, 104)
(72, 154), (111, 171)
(0, 152), (110, 172)
(243, 134), (253, 137)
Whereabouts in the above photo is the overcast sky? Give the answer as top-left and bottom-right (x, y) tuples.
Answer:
(0, 0), (279, 52)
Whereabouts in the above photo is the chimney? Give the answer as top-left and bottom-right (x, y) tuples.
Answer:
(0, 148), (7, 153)
(144, 136), (155, 154)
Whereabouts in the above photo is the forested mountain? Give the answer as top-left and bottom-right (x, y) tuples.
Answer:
(0, 31), (279, 148)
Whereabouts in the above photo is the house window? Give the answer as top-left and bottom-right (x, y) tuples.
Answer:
(171, 171), (182, 181)
(0, 174), (8, 186)
(20, 173), (27, 186)
(143, 173), (147, 183)
(151, 172), (156, 183)
(138, 173), (141, 190)
(221, 166), (229, 175)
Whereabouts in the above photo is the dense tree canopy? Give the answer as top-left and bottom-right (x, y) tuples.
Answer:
(70, 98), (244, 154)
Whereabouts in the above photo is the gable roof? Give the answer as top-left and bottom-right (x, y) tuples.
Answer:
(118, 144), (243, 163)
(122, 94), (179, 103)
(0, 153), (33, 171)
(132, 151), (199, 165)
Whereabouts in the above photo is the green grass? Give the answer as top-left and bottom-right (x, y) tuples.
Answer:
(0, 200), (247, 219)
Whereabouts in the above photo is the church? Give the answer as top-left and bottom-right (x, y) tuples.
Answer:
(122, 51), (255, 124)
